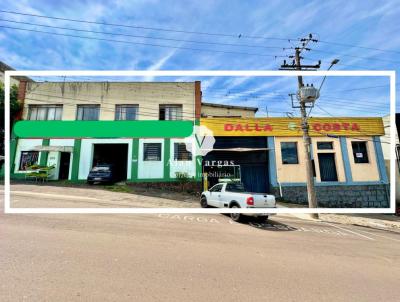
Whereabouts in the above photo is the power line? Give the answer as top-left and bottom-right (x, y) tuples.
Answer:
(310, 49), (400, 64)
(0, 18), (287, 50)
(0, 9), (295, 41)
(0, 25), (288, 59)
(317, 39), (400, 55)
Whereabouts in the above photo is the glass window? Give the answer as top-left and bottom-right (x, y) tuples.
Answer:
(281, 142), (299, 164)
(226, 183), (245, 192)
(209, 184), (223, 192)
(317, 142), (333, 150)
(352, 141), (369, 163)
(174, 143), (192, 161)
(143, 143), (161, 161)
(159, 105), (183, 120)
(28, 105), (62, 120)
(115, 105), (138, 120)
(19, 151), (39, 170)
(76, 105), (100, 120)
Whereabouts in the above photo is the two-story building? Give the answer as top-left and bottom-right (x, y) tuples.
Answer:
(11, 81), (202, 183)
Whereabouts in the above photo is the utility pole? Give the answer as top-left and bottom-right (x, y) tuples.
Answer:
(281, 34), (320, 218)
(295, 49), (318, 215)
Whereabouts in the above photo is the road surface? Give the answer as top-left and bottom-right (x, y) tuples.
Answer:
(1, 185), (400, 301)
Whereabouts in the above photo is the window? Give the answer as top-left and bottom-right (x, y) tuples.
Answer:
(115, 105), (138, 120)
(159, 105), (183, 120)
(317, 142), (333, 150)
(352, 141), (369, 163)
(174, 143), (192, 161)
(143, 143), (161, 161)
(76, 105), (100, 120)
(28, 105), (62, 120)
(281, 142), (299, 164)
(19, 151), (39, 170)
(226, 183), (245, 192)
(209, 184), (223, 192)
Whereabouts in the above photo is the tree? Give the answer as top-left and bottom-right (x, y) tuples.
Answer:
(0, 82), (21, 155)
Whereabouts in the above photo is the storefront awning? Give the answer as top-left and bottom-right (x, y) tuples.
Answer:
(31, 145), (74, 152)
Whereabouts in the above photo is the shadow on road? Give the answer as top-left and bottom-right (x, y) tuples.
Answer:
(246, 219), (298, 232)
(221, 215), (297, 231)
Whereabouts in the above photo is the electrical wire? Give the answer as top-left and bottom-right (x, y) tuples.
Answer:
(0, 25), (288, 59)
(0, 18), (288, 50)
(0, 9), (297, 41)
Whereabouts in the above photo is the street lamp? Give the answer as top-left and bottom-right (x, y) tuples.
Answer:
(318, 59), (340, 92)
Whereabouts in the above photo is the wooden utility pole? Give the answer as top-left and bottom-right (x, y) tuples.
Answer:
(295, 49), (318, 216)
(281, 34), (320, 217)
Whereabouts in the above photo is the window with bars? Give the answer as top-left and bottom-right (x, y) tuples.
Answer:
(28, 105), (63, 120)
(115, 105), (138, 120)
(351, 141), (369, 163)
(174, 143), (192, 161)
(19, 151), (39, 170)
(159, 105), (183, 120)
(76, 105), (100, 120)
(143, 143), (162, 161)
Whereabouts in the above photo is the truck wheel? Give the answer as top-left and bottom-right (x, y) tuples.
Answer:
(230, 205), (242, 222)
(200, 196), (209, 208)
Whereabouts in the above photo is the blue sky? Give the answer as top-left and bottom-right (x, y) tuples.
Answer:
(0, 0), (399, 116)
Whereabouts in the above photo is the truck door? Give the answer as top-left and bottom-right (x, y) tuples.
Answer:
(208, 184), (223, 207)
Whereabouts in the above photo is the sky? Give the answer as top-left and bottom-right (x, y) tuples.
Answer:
(0, 0), (399, 117)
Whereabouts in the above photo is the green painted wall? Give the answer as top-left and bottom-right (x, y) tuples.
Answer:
(130, 138), (139, 181)
(70, 139), (81, 181)
(39, 139), (50, 166)
(14, 120), (193, 139)
(163, 138), (171, 180)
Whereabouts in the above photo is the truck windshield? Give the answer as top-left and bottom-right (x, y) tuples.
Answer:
(91, 166), (111, 172)
(226, 183), (245, 192)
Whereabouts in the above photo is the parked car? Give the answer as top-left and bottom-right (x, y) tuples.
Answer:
(200, 182), (276, 222)
(87, 164), (116, 184)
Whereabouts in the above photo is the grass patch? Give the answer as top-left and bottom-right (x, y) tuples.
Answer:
(103, 184), (133, 193)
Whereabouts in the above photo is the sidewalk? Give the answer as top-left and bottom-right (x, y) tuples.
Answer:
(277, 201), (400, 232)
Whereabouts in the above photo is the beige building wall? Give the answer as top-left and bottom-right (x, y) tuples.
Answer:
(0, 70), (21, 86)
(275, 137), (307, 183)
(201, 104), (256, 118)
(346, 137), (380, 182)
(275, 136), (379, 183)
(22, 82), (196, 121)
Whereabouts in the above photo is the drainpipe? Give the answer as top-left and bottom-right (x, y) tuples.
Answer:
(278, 181), (283, 199)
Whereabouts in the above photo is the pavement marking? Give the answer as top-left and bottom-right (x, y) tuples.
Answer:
(323, 222), (375, 241)
(9, 191), (101, 201)
(355, 228), (400, 243)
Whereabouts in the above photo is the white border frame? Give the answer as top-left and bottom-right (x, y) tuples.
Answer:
(4, 70), (396, 214)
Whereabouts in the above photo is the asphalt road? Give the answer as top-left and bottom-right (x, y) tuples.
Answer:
(1, 187), (400, 301)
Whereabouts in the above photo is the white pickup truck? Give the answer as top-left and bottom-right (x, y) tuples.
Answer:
(200, 182), (276, 222)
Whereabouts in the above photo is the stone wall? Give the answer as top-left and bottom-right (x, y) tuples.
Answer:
(272, 184), (390, 208)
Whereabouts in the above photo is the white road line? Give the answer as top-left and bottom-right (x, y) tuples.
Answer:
(9, 191), (101, 201)
(355, 229), (400, 243)
(323, 222), (375, 241)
